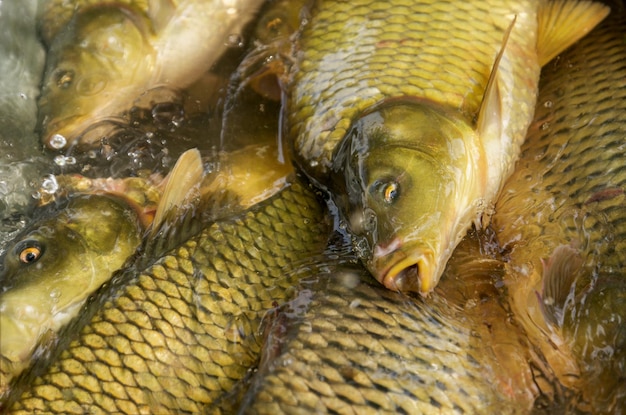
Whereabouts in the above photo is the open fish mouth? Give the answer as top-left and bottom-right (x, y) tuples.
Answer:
(373, 247), (435, 295)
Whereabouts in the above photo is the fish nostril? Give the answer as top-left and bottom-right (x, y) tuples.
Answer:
(363, 208), (377, 232)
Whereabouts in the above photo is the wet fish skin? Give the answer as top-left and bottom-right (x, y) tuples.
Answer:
(0, 194), (144, 396)
(38, 0), (264, 149)
(0, 147), (208, 399)
(232, 234), (541, 414)
(3, 177), (331, 414)
(287, 0), (609, 295)
(492, 3), (626, 412)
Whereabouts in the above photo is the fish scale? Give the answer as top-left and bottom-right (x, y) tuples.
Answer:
(492, 2), (626, 412)
(289, 0), (539, 176)
(3, 177), (331, 414)
(233, 251), (533, 414)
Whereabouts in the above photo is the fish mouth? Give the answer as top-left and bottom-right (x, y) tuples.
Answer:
(42, 116), (85, 149)
(44, 116), (124, 150)
(373, 246), (436, 295)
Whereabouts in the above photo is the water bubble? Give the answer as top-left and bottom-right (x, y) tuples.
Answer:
(543, 100), (553, 108)
(54, 155), (77, 166)
(40, 175), (59, 194)
(226, 34), (243, 48)
(309, 160), (319, 168)
(541, 122), (551, 131)
(49, 134), (67, 149)
(337, 271), (360, 289)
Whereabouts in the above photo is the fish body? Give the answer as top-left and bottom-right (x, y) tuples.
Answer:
(232, 233), (543, 414)
(0, 147), (203, 398)
(38, 0), (264, 149)
(287, 0), (609, 294)
(2, 176), (331, 413)
(0, 141), (293, 401)
(492, 3), (626, 412)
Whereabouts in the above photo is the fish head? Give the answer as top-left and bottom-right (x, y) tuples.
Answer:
(38, 5), (152, 149)
(331, 100), (479, 295)
(0, 194), (142, 362)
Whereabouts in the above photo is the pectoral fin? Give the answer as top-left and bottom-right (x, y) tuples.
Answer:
(475, 16), (516, 148)
(538, 244), (584, 327)
(151, 148), (204, 234)
(536, 0), (610, 66)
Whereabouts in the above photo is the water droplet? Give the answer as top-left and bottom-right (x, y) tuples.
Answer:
(54, 155), (77, 166)
(543, 100), (553, 108)
(541, 122), (551, 131)
(49, 134), (67, 149)
(40, 175), (59, 194)
(226, 34), (243, 48)
(338, 271), (360, 289)
(309, 160), (318, 168)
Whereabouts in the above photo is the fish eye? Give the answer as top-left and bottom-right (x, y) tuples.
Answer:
(53, 69), (75, 89)
(382, 182), (400, 204)
(370, 179), (401, 205)
(15, 241), (44, 265)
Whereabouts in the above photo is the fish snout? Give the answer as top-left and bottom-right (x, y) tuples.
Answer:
(372, 243), (436, 295)
(41, 116), (82, 149)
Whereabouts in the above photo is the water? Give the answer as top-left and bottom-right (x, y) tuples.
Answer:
(0, 0), (48, 249)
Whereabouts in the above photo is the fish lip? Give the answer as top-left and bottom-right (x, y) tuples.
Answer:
(373, 245), (435, 295)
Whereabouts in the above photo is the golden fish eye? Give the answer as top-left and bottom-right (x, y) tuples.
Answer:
(18, 245), (42, 264)
(382, 182), (400, 204)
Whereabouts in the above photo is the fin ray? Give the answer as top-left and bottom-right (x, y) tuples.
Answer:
(476, 15), (517, 148)
(151, 148), (204, 234)
(540, 244), (584, 327)
(537, 0), (610, 66)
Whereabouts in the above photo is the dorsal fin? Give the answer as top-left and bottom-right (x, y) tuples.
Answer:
(536, 0), (610, 66)
(141, 184), (242, 264)
(538, 245), (584, 327)
(151, 148), (204, 236)
(475, 15), (517, 138)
